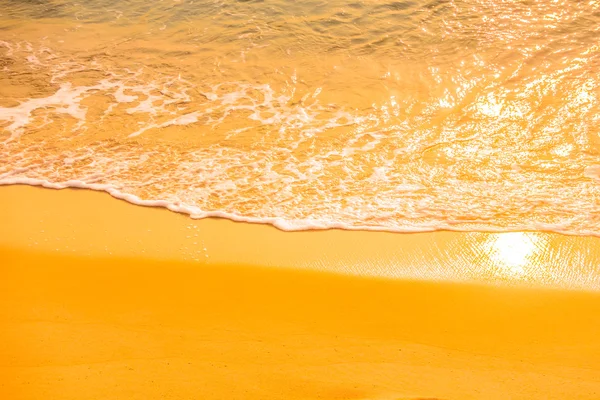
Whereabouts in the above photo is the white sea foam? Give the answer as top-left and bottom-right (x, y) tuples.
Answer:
(1, 35), (600, 238)
(129, 112), (201, 137)
(0, 83), (90, 139)
(2, 176), (599, 237)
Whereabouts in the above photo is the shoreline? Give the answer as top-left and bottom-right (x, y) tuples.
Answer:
(1, 184), (600, 290)
(2, 179), (598, 237)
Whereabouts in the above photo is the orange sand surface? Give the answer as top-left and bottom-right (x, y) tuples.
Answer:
(1, 185), (600, 399)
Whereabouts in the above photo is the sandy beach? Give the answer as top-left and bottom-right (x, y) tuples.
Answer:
(1, 185), (600, 399)
(3, 0), (600, 397)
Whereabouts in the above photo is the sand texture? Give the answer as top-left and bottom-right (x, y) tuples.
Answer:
(1, 185), (600, 399)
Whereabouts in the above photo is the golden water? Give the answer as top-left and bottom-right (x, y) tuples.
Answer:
(1, 0), (599, 233)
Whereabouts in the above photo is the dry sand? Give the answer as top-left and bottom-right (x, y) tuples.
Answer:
(1, 185), (600, 399)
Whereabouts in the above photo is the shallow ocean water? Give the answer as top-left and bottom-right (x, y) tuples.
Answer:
(1, 0), (599, 234)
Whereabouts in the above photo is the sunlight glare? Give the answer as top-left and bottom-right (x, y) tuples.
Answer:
(486, 232), (541, 275)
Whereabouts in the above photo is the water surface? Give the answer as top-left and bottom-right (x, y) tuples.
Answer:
(1, 0), (599, 234)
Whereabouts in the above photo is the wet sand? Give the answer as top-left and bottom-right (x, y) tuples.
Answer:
(1, 185), (600, 399)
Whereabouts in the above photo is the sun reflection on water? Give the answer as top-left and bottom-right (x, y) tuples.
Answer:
(485, 232), (544, 275)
